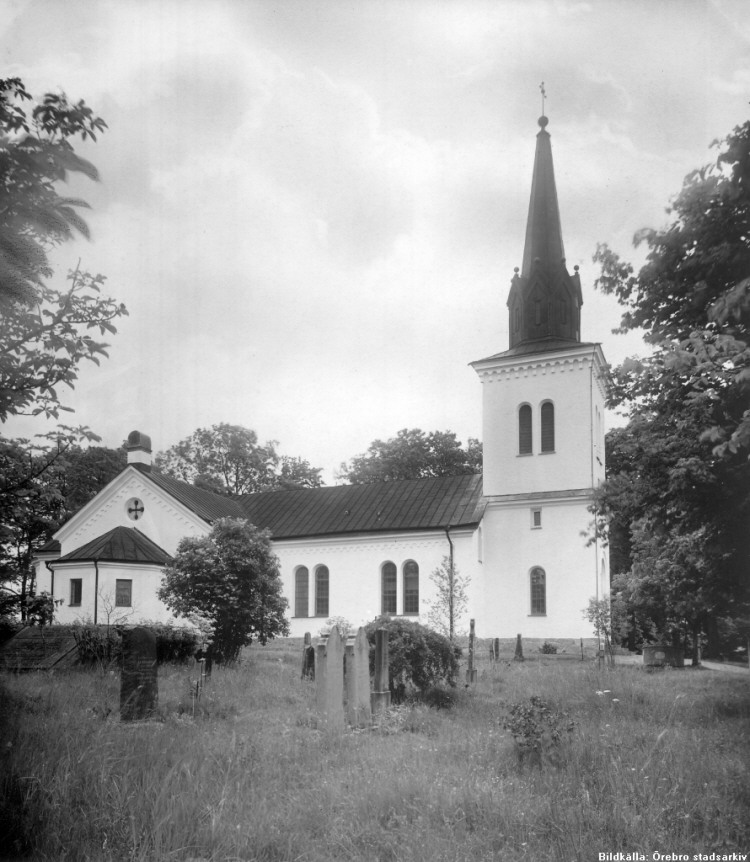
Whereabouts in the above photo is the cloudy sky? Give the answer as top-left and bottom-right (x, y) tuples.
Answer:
(3, 0), (749, 481)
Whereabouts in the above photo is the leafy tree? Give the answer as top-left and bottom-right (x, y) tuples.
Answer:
(339, 428), (482, 484)
(0, 77), (107, 306)
(1, 267), (127, 421)
(155, 424), (322, 495)
(364, 615), (460, 703)
(425, 555), (471, 641)
(0, 434), (125, 620)
(158, 518), (290, 663)
(592, 120), (750, 655)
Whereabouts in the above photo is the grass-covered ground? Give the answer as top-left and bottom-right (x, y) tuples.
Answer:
(1, 640), (748, 862)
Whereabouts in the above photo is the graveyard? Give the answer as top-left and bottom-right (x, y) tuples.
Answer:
(1, 634), (748, 862)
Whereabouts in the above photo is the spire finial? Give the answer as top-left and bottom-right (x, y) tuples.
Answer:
(540, 81), (546, 117)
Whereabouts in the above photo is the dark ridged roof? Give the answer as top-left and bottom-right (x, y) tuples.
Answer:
(474, 338), (599, 364)
(55, 526), (171, 564)
(141, 468), (245, 521)
(37, 538), (61, 554)
(237, 474), (485, 539)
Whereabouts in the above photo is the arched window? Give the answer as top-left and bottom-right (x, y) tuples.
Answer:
(403, 560), (419, 615)
(530, 567), (546, 615)
(382, 562), (397, 614)
(294, 567), (309, 618)
(541, 401), (555, 452)
(519, 404), (533, 455)
(315, 565), (329, 617)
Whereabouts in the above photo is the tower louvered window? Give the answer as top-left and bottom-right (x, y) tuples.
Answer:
(541, 401), (555, 452)
(519, 404), (533, 455)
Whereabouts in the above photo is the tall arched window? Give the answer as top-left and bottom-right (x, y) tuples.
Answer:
(295, 566), (309, 618)
(519, 404), (533, 455)
(403, 561), (419, 615)
(530, 567), (546, 615)
(315, 565), (329, 617)
(382, 562), (397, 614)
(541, 401), (555, 452)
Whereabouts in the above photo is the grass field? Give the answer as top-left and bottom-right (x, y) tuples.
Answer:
(1, 639), (748, 862)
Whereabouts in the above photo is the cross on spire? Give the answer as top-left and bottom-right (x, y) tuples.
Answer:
(540, 81), (546, 117)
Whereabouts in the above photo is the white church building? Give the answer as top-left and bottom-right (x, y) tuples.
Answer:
(35, 116), (609, 641)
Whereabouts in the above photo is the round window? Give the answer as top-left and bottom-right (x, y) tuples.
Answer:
(126, 497), (145, 521)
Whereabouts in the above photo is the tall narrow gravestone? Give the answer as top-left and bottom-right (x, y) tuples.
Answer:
(370, 627), (391, 717)
(301, 631), (315, 680)
(466, 618), (478, 684)
(514, 633), (524, 662)
(120, 627), (158, 721)
(345, 628), (372, 728)
(315, 626), (345, 729)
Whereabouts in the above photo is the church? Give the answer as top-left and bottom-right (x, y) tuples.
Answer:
(35, 115), (609, 642)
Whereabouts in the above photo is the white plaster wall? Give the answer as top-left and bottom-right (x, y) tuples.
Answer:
(477, 498), (605, 639)
(273, 528), (482, 639)
(478, 346), (607, 497)
(39, 561), (176, 625)
(57, 468), (210, 558)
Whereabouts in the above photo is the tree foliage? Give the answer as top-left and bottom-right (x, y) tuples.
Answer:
(0, 435), (125, 619)
(364, 615), (460, 703)
(0, 77), (107, 306)
(155, 424), (322, 495)
(339, 428), (482, 484)
(593, 120), (750, 653)
(0, 267), (127, 421)
(158, 518), (290, 662)
(425, 554), (471, 641)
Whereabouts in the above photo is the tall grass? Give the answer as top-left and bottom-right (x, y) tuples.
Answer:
(1, 643), (748, 861)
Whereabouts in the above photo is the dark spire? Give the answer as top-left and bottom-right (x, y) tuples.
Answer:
(507, 115), (582, 349)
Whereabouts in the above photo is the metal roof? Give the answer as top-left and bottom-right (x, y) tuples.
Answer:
(237, 473), (485, 539)
(141, 468), (245, 522)
(55, 526), (172, 565)
(473, 338), (599, 364)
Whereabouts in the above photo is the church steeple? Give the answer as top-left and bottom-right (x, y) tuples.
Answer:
(507, 115), (582, 349)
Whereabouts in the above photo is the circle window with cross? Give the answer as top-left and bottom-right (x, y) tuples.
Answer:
(126, 497), (145, 521)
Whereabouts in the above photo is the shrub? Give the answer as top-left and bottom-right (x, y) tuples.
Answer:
(502, 695), (576, 765)
(364, 616), (460, 703)
(72, 622), (201, 666)
(540, 641), (558, 654)
(72, 621), (121, 666)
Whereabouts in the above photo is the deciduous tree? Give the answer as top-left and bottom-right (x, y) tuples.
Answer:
(339, 428), (481, 484)
(155, 424), (322, 495)
(0, 76), (107, 306)
(158, 518), (289, 662)
(592, 119), (750, 655)
(425, 555), (471, 641)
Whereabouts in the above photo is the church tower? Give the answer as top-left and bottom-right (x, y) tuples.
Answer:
(471, 115), (609, 640)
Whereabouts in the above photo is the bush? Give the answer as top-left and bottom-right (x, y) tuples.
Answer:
(72, 622), (201, 666)
(364, 616), (460, 704)
(502, 695), (576, 766)
(540, 641), (558, 654)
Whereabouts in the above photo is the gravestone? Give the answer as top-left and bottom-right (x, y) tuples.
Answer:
(493, 637), (501, 662)
(513, 633), (524, 662)
(466, 618), (478, 683)
(301, 631), (315, 680)
(370, 627), (391, 716)
(345, 628), (372, 728)
(120, 627), (158, 721)
(315, 625), (345, 729)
